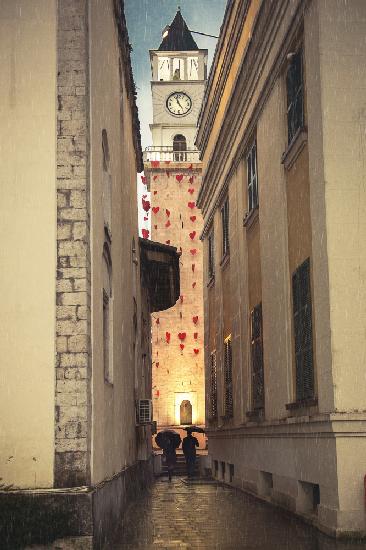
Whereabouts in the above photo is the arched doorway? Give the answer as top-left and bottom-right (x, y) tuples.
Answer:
(173, 134), (187, 162)
(180, 399), (192, 425)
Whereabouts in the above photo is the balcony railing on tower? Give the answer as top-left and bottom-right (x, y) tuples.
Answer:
(143, 146), (200, 163)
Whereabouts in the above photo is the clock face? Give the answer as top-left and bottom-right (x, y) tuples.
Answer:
(166, 92), (192, 116)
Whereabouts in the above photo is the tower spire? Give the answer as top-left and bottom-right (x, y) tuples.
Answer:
(158, 9), (198, 51)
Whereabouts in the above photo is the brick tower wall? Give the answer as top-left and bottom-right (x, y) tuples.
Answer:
(145, 161), (205, 429)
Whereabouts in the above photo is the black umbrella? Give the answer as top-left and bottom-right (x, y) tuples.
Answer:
(183, 425), (205, 434)
(155, 430), (181, 450)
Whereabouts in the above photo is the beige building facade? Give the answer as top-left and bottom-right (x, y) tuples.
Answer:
(197, 0), (366, 538)
(0, 0), (179, 546)
(144, 10), (206, 437)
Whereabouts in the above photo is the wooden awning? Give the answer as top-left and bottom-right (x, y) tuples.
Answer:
(139, 238), (180, 312)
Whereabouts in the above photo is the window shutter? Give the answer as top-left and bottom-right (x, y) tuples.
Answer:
(210, 351), (217, 419)
(224, 338), (233, 417)
(292, 258), (314, 400)
(251, 303), (264, 410)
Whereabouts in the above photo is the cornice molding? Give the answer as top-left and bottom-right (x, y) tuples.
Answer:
(196, 0), (249, 152)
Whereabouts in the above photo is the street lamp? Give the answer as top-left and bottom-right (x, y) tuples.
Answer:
(162, 25), (218, 40)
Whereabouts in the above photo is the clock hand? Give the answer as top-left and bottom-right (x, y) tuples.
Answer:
(176, 98), (183, 109)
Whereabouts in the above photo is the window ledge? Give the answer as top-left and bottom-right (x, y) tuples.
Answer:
(281, 127), (307, 170)
(285, 397), (317, 411)
(243, 206), (259, 229)
(220, 252), (230, 269)
(246, 408), (264, 420)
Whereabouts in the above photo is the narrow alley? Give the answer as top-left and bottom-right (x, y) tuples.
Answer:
(112, 479), (363, 550)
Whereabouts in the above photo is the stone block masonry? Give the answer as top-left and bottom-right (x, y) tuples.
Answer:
(55, 0), (91, 488)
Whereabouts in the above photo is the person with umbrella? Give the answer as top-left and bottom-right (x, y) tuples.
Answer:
(182, 427), (201, 478)
(155, 430), (181, 482)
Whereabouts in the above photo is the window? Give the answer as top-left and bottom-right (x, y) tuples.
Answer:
(208, 230), (215, 279)
(209, 351), (217, 419)
(103, 243), (113, 383)
(292, 258), (314, 401)
(173, 134), (187, 161)
(286, 48), (304, 144)
(187, 57), (199, 80)
(251, 303), (264, 411)
(158, 57), (170, 81)
(223, 336), (233, 418)
(221, 197), (229, 258)
(102, 129), (112, 231)
(247, 141), (258, 212)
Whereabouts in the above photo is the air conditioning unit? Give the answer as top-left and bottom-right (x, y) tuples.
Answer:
(137, 399), (153, 424)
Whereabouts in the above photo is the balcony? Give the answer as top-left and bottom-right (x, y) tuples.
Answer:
(143, 146), (201, 163)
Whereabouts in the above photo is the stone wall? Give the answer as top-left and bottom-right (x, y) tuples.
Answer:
(55, 0), (91, 488)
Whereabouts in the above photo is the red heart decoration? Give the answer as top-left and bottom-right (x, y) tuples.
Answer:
(142, 198), (150, 212)
(192, 316), (198, 324)
(165, 220), (171, 228)
(156, 318), (160, 325)
(151, 160), (160, 168)
(165, 332), (171, 343)
(166, 209), (171, 217)
(176, 174), (184, 183)
(189, 231), (196, 240)
(154, 224), (158, 230)
(178, 332), (186, 340)
(188, 164), (193, 170)
(190, 216), (197, 222)
(153, 191), (157, 195)
(156, 362), (159, 368)
(192, 263), (195, 272)
(194, 348), (199, 355)
(153, 176), (158, 182)
(188, 202), (195, 209)
(166, 240), (171, 245)
(180, 295), (184, 304)
(142, 194), (147, 199)
(152, 206), (160, 214)
(189, 176), (194, 184)
(188, 188), (195, 195)
(156, 390), (160, 397)
(142, 229), (149, 239)
(190, 249), (197, 255)
(194, 332), (198, 339)
(144, 216), (148, 221)
(192, 282), (196, 288)
(180, 344), (185, 351)
(141, 175), (147, 184)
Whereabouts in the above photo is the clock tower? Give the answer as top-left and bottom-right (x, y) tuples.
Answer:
(149, 8), (207, 151)
(143, 9), (207, 441)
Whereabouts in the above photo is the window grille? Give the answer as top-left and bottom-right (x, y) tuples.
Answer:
(224, 337), (233, 417)
(251, 303), (264, 410)
(221, 198), (229, 258)
(292, 258), (314, 400)
(286, 49), (304, 144)
(137, 399), (153, 424)
(209, 351), (217, 419)
(247, 141), (258, 212)
(208, 231), (215, 279)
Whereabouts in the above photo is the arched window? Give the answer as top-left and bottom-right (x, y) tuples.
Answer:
(180, 399), (192, 425)
(102, 129), (112, 231)
(173, 134), (187, 162)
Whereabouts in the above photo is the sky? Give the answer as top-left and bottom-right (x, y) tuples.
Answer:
(125, 0), (228, 150)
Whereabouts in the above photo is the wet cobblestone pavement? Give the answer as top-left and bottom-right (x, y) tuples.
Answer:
(112, 479), (365, 549)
